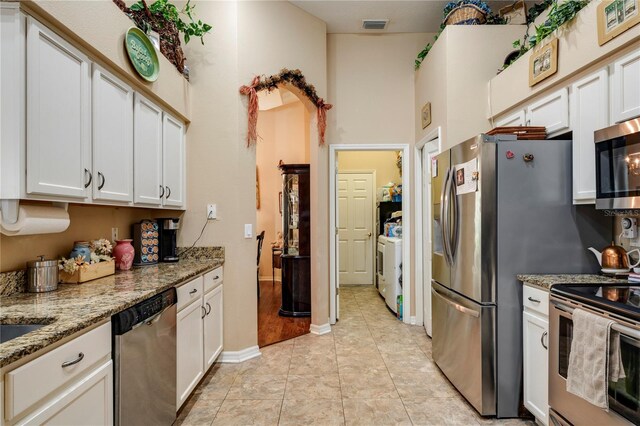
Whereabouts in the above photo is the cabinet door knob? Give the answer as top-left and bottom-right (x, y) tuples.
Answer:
(61, 352), (84, 368)
(541, 331), (548, 350)
(98, 172), (105, 190)
(84, 169), (92, 188)
(165, 186), (171, 199)
(159, 185), (165, 198)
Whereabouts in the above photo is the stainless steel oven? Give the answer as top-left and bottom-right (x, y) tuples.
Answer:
(595, 118), (640, 210)
(549, 293), (640, 426)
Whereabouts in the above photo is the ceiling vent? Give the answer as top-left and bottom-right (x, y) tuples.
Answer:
(362, 19), (389, 30)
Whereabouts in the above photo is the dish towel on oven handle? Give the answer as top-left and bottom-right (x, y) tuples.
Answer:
(566, 308), (626, 410)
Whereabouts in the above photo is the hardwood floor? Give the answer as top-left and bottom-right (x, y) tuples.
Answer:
(258, 279), (310, 348)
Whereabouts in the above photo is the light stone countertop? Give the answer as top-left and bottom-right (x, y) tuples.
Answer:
(0, 259), (223, 368)
(517, 274), (629, 292)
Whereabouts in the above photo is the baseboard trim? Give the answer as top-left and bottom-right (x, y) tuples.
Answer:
(309, 323), (332, 335)
(218, 346), (261, 363)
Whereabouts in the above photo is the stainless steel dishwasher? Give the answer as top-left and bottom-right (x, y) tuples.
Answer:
(112, 287), (177, 426)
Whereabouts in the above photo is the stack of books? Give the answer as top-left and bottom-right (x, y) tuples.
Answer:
(628, 272), (640, 283)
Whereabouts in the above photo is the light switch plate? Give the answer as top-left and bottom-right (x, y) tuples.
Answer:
(244, 224), (253, 239)
(111, 227), (119, 242)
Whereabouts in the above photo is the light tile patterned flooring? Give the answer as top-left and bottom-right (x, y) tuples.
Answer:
(175, 285), (534, 426)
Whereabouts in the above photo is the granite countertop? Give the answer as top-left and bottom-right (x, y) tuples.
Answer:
(0, 259), (223, 368)
(517, 274), (629, 291)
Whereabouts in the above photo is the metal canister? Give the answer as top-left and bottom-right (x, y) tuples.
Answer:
(27, 256), (59, 292)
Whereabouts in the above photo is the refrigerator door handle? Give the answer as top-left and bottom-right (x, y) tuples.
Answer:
(433, 285), (480, 318)
(441, 168), (452, 265)
(449, 167), (459, 261)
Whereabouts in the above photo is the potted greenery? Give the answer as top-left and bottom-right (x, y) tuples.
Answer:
(113, 0), (212, 78)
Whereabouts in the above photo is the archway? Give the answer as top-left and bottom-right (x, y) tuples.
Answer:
(241, 70), (333, 345)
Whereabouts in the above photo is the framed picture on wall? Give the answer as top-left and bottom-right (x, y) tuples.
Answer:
(597, 0), (640, 45)
(421, 102), (432, 129)
(529, 38), (558, 87)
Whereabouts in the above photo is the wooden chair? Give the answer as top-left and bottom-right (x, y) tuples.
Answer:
(257, 231), (265, 299)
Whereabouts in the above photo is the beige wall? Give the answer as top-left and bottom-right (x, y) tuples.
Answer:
(0, 203), (178, 272)
(415, 25), (526, 149)
(180, 0), (328, 350)
(338, 151), (401, 188)
(256, 100), (309, 280)
(328, 32), (430, 318)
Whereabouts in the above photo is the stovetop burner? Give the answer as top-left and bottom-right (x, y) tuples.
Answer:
(551, 284), (640, 322)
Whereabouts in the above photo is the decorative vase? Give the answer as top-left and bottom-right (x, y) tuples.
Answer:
(113, 239), (135, 271)
(69, 241), (91, 262)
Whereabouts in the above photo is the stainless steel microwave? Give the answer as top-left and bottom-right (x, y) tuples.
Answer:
(595, 118), (640, 209)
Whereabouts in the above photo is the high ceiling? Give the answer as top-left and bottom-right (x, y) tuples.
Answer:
(289, 1), (519, 34)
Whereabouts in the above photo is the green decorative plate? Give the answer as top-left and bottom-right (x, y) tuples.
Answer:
(124, 27), (159, 82)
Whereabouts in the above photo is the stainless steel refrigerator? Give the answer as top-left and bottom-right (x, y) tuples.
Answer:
(431, 134), (610, 418)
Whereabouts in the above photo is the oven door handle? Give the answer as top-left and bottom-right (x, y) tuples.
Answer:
(551, 299), (640, 340)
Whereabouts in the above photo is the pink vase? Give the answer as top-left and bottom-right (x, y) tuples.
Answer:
(113, 239), (135, 271)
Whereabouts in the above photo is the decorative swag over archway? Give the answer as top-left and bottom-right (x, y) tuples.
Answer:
(239, 69), (332, 146)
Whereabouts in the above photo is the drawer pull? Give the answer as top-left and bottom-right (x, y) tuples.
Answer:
(214, 276), (220, 280)
(189, 289), (198, 295)
(528, 297), (541, 303)
(541, 331), (548, 350)
(61, 352), (84, 368)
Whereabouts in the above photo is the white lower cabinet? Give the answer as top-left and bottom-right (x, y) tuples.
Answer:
(522, 286), (549, 426)
(176, 268), (224, 410)
(3, 322), (112, 425)
(176, 280), (205, 409)
(17, 361), (113, 426)
(204, 283), (224, 369)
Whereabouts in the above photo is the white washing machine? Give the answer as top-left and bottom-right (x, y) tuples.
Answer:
(377, 236), (402, 313)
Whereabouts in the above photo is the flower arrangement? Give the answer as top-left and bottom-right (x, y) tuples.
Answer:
(59, 239), (114, 274)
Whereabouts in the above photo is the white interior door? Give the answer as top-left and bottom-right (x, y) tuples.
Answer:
(422, 144), (435, 336)
(338, 172), (374, 285)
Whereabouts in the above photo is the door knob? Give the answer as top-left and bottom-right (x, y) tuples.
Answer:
(368, 232), (372, 237)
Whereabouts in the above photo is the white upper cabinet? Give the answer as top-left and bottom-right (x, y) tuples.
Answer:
(495, 109), (526, 127)
(570, 69), (609, 204)
(134, 93), (163, 206)
(610, 48), (640, 124)
(526, 88), (570, 137)
(162, 113), (185, 208)
(92, 65), (134, 202)
(26, 17), (91, 199)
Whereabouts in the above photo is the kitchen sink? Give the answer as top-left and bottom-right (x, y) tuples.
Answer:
(0, 324), (47, 344)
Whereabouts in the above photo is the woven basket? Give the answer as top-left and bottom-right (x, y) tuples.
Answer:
(444, 4), (487, 25)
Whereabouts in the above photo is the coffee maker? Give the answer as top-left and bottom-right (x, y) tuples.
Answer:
(157, 218), (180, 262)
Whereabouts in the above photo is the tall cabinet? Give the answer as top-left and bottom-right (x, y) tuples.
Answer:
(279, 164), (311, 317)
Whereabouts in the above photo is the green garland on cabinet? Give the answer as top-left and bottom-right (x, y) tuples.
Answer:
(502, 0), (590, 71)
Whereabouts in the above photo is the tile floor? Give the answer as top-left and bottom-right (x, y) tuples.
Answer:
(175, 285), (534, 426)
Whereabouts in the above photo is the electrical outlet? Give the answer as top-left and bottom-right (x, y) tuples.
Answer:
(207, 204), (217, 220)
(111, 227), (119, 242)
(244, 224), (253, 239)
